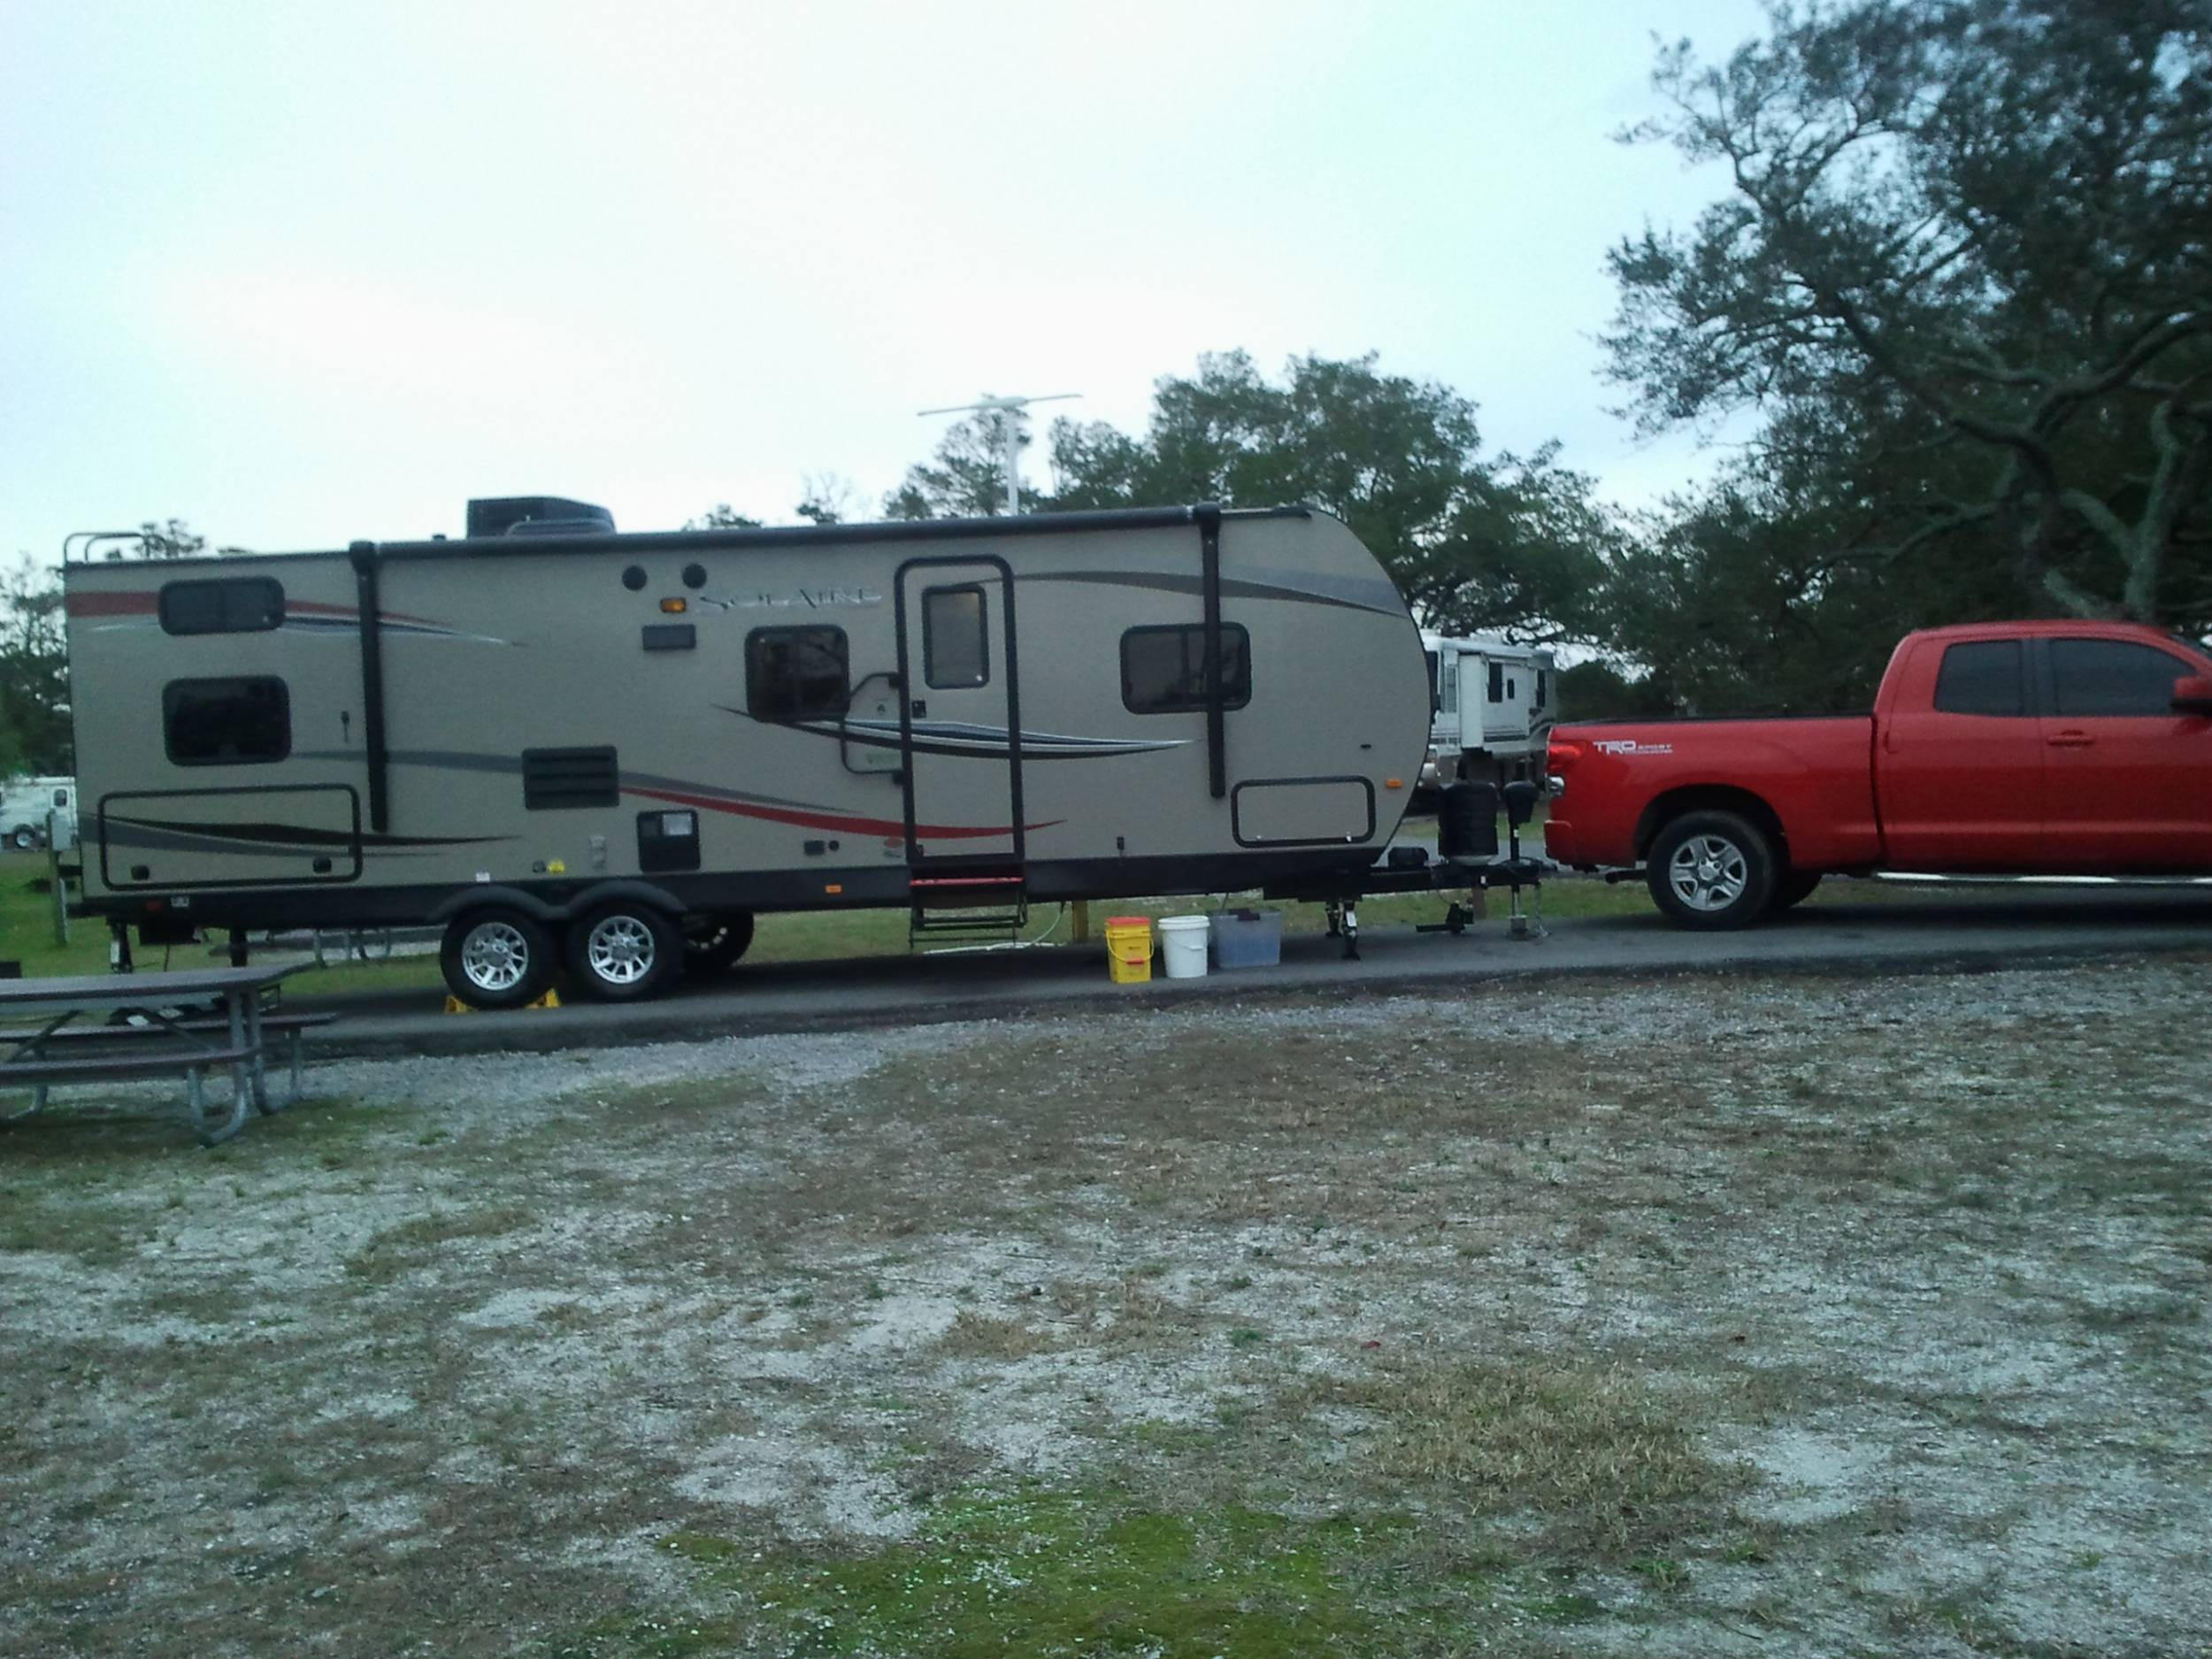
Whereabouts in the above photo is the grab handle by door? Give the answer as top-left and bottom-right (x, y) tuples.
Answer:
(2046, 730), (2094, 749)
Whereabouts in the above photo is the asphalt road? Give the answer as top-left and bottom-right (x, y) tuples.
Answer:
(291, 884), (2212, 1059)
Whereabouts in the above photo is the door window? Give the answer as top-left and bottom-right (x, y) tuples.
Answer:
(1933, 640), (2026, 716)
(2050, 638), (2196, 717)
(922, 585), (989, 688)
(1487, 663), (1503, 703)
(746, 626), (849, 720)
(163, 678), (291, 765)
(1120, 625), (1252, 714)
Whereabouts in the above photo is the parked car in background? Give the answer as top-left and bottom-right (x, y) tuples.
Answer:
(1544, 621), (2212, 927)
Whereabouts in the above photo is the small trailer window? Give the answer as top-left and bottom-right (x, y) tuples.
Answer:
(1933, 641), (2025, 716)
(1533, 671), (1548, 710)
(923, 586), (989, 688)
(159, 577), (284, 635)
(1487, 663), (1503, 703)
(163, 677), (290, 765)
(746, 626), (849, 720)
(1120, 624), (1251, 715)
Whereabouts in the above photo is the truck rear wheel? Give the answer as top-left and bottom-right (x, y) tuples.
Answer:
(565, 902), (680, 1002)
(441, 909), (557, 1010)
(1647, 810), (1775, 930)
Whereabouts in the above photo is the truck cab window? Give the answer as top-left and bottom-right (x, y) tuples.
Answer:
(1120, 624), (1252, 714)
(1933, 641), (2024, 716)
(159, 577), (284, 635)
(922, 586), (989, 688)
(2051, 638), (2197, 717)
(746, 626), (849, 720)
(163, 677), (290, 765)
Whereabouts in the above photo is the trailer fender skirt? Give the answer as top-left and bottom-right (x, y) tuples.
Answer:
(426, 879), (687, 928)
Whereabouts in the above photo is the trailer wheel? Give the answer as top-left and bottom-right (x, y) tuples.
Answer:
(1646, 810), (1775, 930)
(8, 825), (35, 851)
(683, 910), (756, 975)
(565, 902), (680, 1002)
(441, 910), (557, 1010)
(1768, 872), (1822, 912)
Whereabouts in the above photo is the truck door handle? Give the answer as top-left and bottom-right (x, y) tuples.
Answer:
(2046, 730), (2094, 749)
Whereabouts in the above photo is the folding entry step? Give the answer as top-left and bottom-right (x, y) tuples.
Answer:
(907, 872), (1029, 946)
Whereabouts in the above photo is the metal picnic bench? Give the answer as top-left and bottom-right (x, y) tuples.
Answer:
(0, 965), (336, 1147)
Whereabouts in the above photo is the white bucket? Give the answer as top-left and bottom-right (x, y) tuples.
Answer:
(1156, 914), (1210, 979)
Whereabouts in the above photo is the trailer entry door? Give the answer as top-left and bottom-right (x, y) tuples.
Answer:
(895, 559), (1022, 866)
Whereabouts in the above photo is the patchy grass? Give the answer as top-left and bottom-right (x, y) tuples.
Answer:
(1316, 1355), (1746, 1555)
(4, 958), (2210, 1657)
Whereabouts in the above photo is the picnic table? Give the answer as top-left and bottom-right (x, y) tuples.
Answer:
(0, 964), (330, 1147)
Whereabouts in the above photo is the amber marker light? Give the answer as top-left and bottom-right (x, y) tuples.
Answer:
(659, 597), (687, 613)
(824, 883), (844, 895)
(1385, 777), (1404, 789)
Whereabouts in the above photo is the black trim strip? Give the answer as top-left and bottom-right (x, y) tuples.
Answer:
(1198, 503), (1225, 800)
(349, 541), (390, 833)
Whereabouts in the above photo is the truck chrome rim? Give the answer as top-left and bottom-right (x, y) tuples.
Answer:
(586, 915), (656, 984)
(462, 920), (531, 992)
(1670, 835), (1748, 910)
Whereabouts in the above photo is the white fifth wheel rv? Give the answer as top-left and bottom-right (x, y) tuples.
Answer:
(1420, 632), (1556, 789)
(65, 500), (1448, 1005)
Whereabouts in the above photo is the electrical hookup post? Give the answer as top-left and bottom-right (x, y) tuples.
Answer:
(45, 810), (68, 949)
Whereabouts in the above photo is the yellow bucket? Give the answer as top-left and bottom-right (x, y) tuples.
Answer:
(1104, 916), (1154, 984)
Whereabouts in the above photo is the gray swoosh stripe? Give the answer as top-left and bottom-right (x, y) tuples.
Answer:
(1021, 568), (1406, 618)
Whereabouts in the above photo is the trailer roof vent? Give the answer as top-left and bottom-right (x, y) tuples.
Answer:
(466, 496), (616, 540)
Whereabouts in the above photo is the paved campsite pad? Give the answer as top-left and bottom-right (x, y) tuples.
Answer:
(2, 958), (2207, 1655)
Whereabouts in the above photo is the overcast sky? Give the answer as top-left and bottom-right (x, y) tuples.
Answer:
(1, 0), (1771, 558)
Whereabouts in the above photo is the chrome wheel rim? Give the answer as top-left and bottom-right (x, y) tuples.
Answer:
(461, 920), (531, 992)
(1669, 834), (1748, 911)
(586, 915), (657, 985)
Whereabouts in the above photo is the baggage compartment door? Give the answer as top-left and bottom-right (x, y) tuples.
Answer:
(98, 784), (363, 890)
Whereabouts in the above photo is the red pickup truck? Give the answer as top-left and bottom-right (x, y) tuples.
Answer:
(1544, 621), (2212, 928)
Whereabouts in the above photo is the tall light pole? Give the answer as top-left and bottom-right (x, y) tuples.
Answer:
(918, 392), (1080, 515)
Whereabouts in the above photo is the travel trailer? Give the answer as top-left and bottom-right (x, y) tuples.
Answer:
(64, 500), (1439, 1005)
(1, 776), (76, 851)
(1420, 632), (1557, 789)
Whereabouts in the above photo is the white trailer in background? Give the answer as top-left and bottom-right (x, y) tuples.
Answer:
(1420, 633), (1556, 789)
(1, 776), (77, 851)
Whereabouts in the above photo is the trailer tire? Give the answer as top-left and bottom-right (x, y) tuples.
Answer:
(441, 910), (557, 1010)
(1646, 810), (1775, 930)
(1768, 872), (1822, 912)
(565, 902), (680, 1002)
(683, 910), (756, 976)
(8, 825), (35, 851)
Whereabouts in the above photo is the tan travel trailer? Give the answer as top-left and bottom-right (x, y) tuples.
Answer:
(65, 500), (1441, 1005)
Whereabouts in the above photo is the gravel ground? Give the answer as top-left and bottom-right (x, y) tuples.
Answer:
(2, 956), (2208, 1656)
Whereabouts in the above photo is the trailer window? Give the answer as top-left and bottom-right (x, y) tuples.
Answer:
(1487, 663), (1503, 703)
(163, 677), (290, 765)
(1933, 641), (2025, 717)
(922, 586), (989, 688)
(746, 626), (849, 720)
(159, 577), (284, 635)
(1534, 671), (1548, 710)
(1120, 624), (1251, 715)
